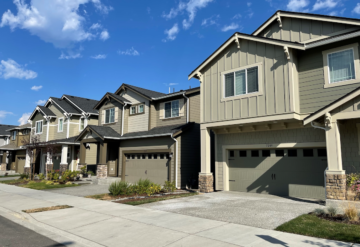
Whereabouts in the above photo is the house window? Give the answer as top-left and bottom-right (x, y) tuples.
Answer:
(80, 118), (85, 130)
(165, 100), (179, 118)
(224, 66), (258, 98)
(58, 118), (64, 132)
(328, 49), (355, 84)
(105, 108), (115, 124)
(12, 131), (16, 140)
(36, 121), (43, 134)
(130, 106), (136, 115)
(138, 105), (144, 113)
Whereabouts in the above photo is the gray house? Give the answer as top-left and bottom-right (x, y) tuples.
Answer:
(77, 83), (200, 188)
(0, 124), (17, 171)
(189, 10), (360, 201)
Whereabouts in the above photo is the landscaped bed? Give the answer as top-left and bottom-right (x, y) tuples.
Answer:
(0, 179), (79, 190)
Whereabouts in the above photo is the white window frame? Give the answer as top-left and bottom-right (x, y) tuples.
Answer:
(130, 106), (136, 115)
(58, 117), (64, 132)
(164, 100), (180, 119)
(221, 62), (263, 102)
(322, 43), (360, 89)
(79, 118), (85, 131)
(105, 108), (115, 124)
(12, 131), (16, 141)
(35, 120), (43, 134)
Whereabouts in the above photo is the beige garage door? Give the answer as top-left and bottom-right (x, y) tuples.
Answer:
(228, 148), (327, 200)
(17, 157), (26, 174)
(125, 153), (169, 185)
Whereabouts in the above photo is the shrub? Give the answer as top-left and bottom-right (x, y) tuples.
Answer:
(314, 208), (325, 216)
(38, 173), (45, 180)
(163, 181), (176, 193)
(87, 171), (95, 176)
(109, 181), (131, 196)
(344, 203), (359, 221)
(62, 170), (79, 182)
(53, 172), (59, 181)
(27, 181), (36, 185)
(20, 173), (29, 179)
(146, 183), (162, 196)
(46, 181), (54, 185)
(65, 181), (73, 185)
(327, 206), (337, 217)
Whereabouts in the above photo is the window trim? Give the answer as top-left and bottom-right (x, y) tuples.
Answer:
(104, 107), (115, 124)
(58, 117), (64, 132)
(164, 100), (180, 119)
(322, 43), (360, 88)
(129, 103), (145, 116)
(35, 120), (43, 134)
(221, 62), (263, 102)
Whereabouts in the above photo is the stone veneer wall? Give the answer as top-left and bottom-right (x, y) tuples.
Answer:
(326, 174), (346, 200)
(97, 164), (107, 179)
(199, 174), (214, 193)
(0, 163), (6, 171)
(59, 164), (67, 173)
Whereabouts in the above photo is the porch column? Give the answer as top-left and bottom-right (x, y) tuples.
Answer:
(199, 127), (213, 193)
(325, 120), (346, 200)
(0, 151), (6, 171)
(97, 142), (108, 179)
(77, 142), (86, 171)
(60, 145), (68, 173)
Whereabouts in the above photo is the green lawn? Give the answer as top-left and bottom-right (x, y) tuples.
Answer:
(0, 179), (79, 190)
(122, 192), (198, 206)
(276, 214), (360, 243)
(0, 179), (26, 184)
(0, 175), (20, 178)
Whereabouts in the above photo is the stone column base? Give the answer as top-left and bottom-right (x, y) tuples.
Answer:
(97, 164), (107, 179)
(199, 173), (214, 193)
(46, 164), (53, 173)
(326, 173), (346, 200)
(59, 163), (68, 173)
(24, 167), (30, 174)
(77, 163), (86, 171)
(0, 163), (6, 171)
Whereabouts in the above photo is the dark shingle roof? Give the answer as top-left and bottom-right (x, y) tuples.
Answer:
(6, 123), (31, 131)
(121, 123), (193, 139)
(63, 95), (99, 114)
(51, 135), (80, 144)
(50, 97), (81, 114)
(0, 124), (17, 136)
(124, 84), (166, 98)
(0, 142), (22, 150)
(38, 106), (56, 117)
(108, 93), (131, 103)
(88, 125), (122, 139)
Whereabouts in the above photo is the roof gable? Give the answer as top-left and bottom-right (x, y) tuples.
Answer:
(0, 124), (17, 136)
(115, 83), (166, 100)
(29, 106), (56, 121)
(46, 97), (82, 115)
(94, 93), (131, 110)
(62, 95), (99, 115)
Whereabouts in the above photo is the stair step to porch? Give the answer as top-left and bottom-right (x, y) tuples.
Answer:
(95, 177), (122, 185)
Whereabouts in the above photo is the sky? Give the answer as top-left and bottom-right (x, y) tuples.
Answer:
(0, 0), (360, 125)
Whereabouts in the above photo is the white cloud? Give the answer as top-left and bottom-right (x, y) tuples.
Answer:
(353, 3), (360, 14)
(91, 54), (106, 59)
(59, 52), (82, 60)
(201, 15), (219, 26)
(313, 0), (340, 11)
(18, 112), (30, 125)
(287, 0), (309, 12)
(147, 7), (151, 14)
(90, 23), (102, 30)
(232, 14), (242, 19)
(100, 30), (109, 40)
(328, 11), (337, 15)
(163, 23), (179, 42)
(0, 111), (13, 123)
(118, 47), (140, 56)
(0, 0), (111, 48)
(0, 59), (37, 80)
(163, 0), (214, 29)
(31, 85), (42, 91)
(221, 23), (239, 32)
(35, 99), (46, 105)
(169, 83), (178, 86)
(340, 8), (346, 15)
(247, 2), (252, 7)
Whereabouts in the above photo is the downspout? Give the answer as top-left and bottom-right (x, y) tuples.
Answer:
(183, 93), (189, 123)
(121, 103), (128, 136)
(171, 133), (179, 189)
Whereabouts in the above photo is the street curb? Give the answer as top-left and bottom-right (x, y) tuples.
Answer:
(0, 206), (104, 247)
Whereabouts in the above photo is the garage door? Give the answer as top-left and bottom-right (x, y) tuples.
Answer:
(17, 157), (26, 174)
(228, 148), (327, 200)
(125, 153), (169, 185)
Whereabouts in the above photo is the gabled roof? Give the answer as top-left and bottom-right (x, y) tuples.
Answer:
(94, 92), (132, 110)
(303, 87), (360, 125)
(29, 106), (56, 121)
(252, 10), (360, 36)
(115, 83), (166, 100)
(151, 87), (200, 100)
(62, 95), (99, 115)
(76, 125), (122, 141)
(0, 124), (17, 136)
(51, 136), (80, 145)
(47, 97), (82, 115)
(6, 123), (31, 131)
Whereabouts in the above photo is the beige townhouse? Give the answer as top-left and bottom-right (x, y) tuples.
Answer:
(189, 10), (360, 202)
(76, 83), (200, 188)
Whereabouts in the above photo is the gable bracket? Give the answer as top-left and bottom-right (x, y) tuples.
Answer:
(284, 46), (290, 60)
(277, 12), (282, 28)
(234, 34), (240, 49)
(196, 72), (203, 83)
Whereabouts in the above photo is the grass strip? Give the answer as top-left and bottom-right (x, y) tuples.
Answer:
(20, 182), (79, 190)
(23, 205), (72, 213)
(276, 214), (360, 243)
(121, 192), (198, 206)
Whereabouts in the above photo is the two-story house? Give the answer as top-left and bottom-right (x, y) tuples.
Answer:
(0, 123), (31, 173)
(26, 95), (99, 174)
(76, 83), (200, 188)
(189, 10), (360, 201)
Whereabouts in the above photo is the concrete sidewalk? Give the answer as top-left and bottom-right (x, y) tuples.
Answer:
(0, 184), (355, 247)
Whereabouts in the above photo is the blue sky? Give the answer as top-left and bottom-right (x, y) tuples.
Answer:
(0, 0), (360, 125)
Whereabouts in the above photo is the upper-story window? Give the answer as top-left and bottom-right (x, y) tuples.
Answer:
(12, 131), (16, 140)
(58, 118), (64, 132)
(80, 118), (85, 130)
(105, 108), (115, 124)
(130, 106), (136, 115)
(138, 104), (144, 113)
(165, 100), (179, 118)
(323, 43), (360, 88)
(130, 104), (145, 115)
(36, 120), (43, 134)
(224, 66), (258, 98)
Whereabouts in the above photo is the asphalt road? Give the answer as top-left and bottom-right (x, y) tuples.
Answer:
(0, 216), (65, 247)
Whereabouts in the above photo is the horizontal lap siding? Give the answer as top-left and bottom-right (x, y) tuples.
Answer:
(154, 96), (187, 127)
(202, 41), (290, 123)
(259, 17), (355, 42)
(189, 93), (201, 123)
(122, 90), (149, 133)
(98, 100), (122, 134)
(298, 38), (360, 113)
(215, 127), (326, 190)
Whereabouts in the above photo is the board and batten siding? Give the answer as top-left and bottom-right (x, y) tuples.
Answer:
(259, 17), (357, 43)
(98, 100), (122, 134)
(298, 38), (360, 113)
(121, 90), (149, 133)
(85, 143), (97, 165)
(201, 41), (292, 124)
(215, 127), (326, 190)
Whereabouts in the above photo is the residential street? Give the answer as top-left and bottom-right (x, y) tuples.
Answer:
(0, 184), (355, 247)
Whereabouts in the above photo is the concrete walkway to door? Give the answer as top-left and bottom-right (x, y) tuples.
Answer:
(140, 191), (326, 229)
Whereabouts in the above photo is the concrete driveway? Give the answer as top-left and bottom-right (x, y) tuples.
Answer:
(140, 191), (325, 229)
